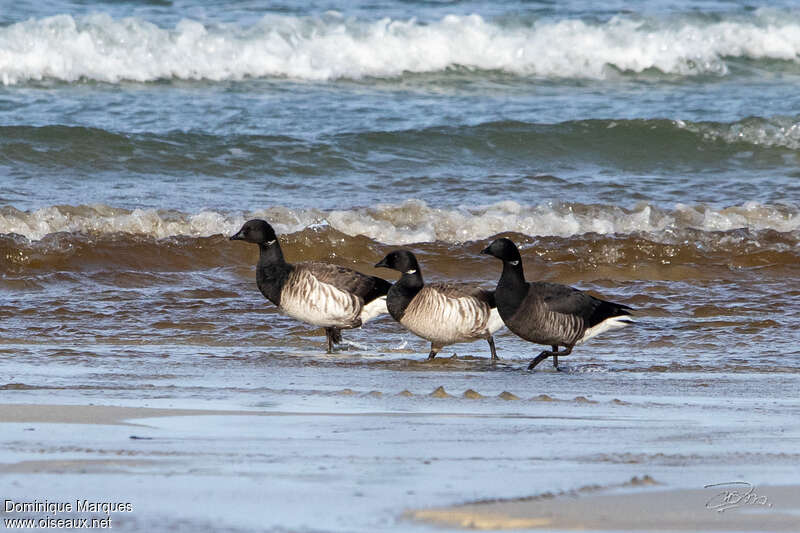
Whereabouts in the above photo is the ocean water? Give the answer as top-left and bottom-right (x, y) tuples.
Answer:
(1, 0), (799, 531)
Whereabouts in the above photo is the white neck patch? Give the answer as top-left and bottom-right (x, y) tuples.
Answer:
(508, 260), (519, 266)
(266, 239), (276, 245)
(405, 269), (417, 275)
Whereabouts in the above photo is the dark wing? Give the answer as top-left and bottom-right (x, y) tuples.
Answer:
(505, 282), (633, 346)
(426, 282), (495, 308)
(536, 282), (632, 328)
(587, 299), (633, 328)
(301, 262), (390, 304)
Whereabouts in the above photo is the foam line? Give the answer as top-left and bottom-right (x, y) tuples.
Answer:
(1, 200), (797, 242)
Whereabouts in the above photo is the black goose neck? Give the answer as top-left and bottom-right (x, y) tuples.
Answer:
(398, 268), (423, 289)
(258, 241), (286, 266)
(499, 259), (526, 288)
(255, 241), (291, 306)
(387, 270), (424, 320)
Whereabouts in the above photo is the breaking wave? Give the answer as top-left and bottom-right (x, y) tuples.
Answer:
(1, 200), (797, 243)
(3, 9), (800, 84)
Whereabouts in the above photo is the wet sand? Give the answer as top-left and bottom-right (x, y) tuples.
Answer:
(1, 377), (798, 532)
(411, 484), (800, 531)
(0, 403), (265, 426)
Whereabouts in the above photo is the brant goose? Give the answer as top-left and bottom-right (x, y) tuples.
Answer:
(230, 219), (390, 353)
(375, 250), (504, 360)
(481, 238), (633, 370)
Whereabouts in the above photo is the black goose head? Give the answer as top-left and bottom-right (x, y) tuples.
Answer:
(375, 250), (421, 276)
(481, 237), (522, 265)
(230, 219), (278, 246)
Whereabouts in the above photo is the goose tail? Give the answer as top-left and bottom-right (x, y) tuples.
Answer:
(576, 299), (634, 344)
(359, 295), (388, 324)
(486, 307), (505, 335)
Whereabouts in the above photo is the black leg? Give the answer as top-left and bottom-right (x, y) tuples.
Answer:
(324, 327), (344, 353)
(528, 345), (559, 370)
(427, 344), (440, 360)
(325, 328), (334, 354)
(555, 345), (573, 371)
(487, 336), (498, 361)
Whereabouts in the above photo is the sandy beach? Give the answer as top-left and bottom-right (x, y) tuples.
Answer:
(0, 403), (264, 426)
(2, 378), (799, 532)
(410, 484), (800, 531)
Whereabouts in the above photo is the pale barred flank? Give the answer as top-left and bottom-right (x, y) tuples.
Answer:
(400, 286), (497, 347)
(512, 300), (633, 347)
(510, 300), (585, 346)
(279, 266), (362, 328)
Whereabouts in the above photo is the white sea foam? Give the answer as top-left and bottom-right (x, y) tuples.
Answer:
(3, 10), (800, 84)
(678, 117), (800, 150)
(1, 200), (797, 243)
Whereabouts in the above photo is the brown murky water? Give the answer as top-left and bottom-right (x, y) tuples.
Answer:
(2, 224), (798, 386)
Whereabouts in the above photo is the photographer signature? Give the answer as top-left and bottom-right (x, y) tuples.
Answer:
(704, 481), (772, 513)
